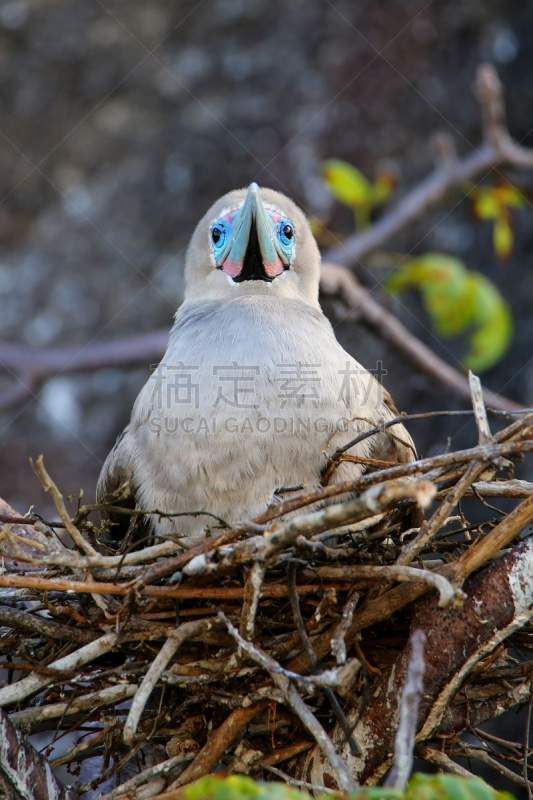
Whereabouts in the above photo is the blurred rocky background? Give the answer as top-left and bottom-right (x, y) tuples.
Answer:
(0, 0), (531, 516)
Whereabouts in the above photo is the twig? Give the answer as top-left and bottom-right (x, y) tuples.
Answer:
(320, 263), (520, 413)
(396, 461), (487, 566)
(123, 619), (218, 746)
(269, 672), (357, 793)
(254, 438), (533, 525)
(0, 329), (168, 413)
(331, 592), (360, 665)
(0, 605), (94, 645)
(97, 753), (196, 800)
(0, 574), (353, 599)
(225, 480), (435, 567)
(317, 565), (464, 609)
(261, 764), (337, 793)
(8, 683), (137, 727)
(287, 564), (361, 758)
(469, 371), (492, 445)
(466, 480), (533, 498)
(449, 491), (533, 584)
(239, 562), (266, 641)
(0, 632), (118, 708)
(167, 702), (270, 789)
(33, 456), (97, 557)
(416, 745), (476, 778)
(385, 630), (427, 791)
(216, 609), (360, 692)
(324, 64), (533, 265)
(450, 746), (533, 791)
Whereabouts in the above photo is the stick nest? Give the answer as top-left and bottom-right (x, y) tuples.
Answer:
(1, 401), (533, 799)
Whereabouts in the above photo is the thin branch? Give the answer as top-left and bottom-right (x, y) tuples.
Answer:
(239, 562), (266, 641)
(469, 371), (492, 445)
(331, 592), (360, 666)
(416, 745), (476, 778)
(0, 573), (354, 600)
(324, 64), (533, 267)
(97, 753), (195, 800)
(8, 683), (137, 727)
(167, 702), (270, 790)
(450, 746), (533, 791)
(287, 564), (361, 758)
(0, 632), (118, 708)
(32, 456), (97, 557)
(123, 619), (218, 746)
(385, 630), (427, 791)
(255, 436), (533, 525)
(396, 461), (487, 567)
(223, 480), (436, 569)
(320, 263), (521, 412)
(216, 609), (360, 693)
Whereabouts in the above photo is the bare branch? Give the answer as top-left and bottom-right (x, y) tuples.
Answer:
(416, 746), (476, 778)
(320, 263), (521, 412)
(385, 630), (427, 791)
(8, 683), (137, 727)
(123, 619), (219, 746)
(331, 592), (360, 666)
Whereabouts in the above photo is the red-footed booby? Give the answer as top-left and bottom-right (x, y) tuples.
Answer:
(98, 184), (416, 537)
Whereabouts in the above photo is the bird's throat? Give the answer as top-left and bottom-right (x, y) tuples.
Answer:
(233, 220), (272, 282)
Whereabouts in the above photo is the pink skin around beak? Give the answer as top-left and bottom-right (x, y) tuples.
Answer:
(219, 184), (286, 281)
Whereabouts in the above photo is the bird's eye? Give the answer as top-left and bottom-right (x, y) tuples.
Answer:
(211, 221), (228, 253)
(279, 220), (294, 247)
(282, 224), (293, 240)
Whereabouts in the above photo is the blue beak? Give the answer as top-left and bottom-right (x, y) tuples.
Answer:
(219, 183), (288, 281)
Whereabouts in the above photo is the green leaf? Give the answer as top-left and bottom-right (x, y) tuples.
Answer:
(385, 253), (513, 373)
(405, 773), (515, 800)
(182, 777), (312, 800)
(493, 213), (513, 260)
(182, 774), (516, 800)
(495, 185), (526, 209)
(463, 272), (513, 373)
(470, 188), (501, 220)
(321, 159), (373, 209)
(372, 172), (396, 205)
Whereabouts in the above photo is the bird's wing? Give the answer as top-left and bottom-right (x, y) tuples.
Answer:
(367, 386), (417, 466)
(96, 427), (139, 538)
(97, 427), (136, 501)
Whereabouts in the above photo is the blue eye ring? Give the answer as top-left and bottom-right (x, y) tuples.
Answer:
(278, 219), (294, 247)
(211, 220), (228, 250)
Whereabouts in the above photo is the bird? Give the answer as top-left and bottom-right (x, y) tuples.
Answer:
(97, 183), (416, 538)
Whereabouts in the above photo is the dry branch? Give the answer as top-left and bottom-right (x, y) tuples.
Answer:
(385, 630), (427, 791)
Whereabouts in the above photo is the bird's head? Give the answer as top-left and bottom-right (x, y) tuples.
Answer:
(184, 184), (320, 305)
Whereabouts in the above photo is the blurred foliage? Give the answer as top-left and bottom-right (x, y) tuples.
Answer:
(321, 159), (395, 230)
(467, 182), (526, 260)
(320, 159), (518, 374)
(181, 772), (515, 800)
(386, 253), (513, 373)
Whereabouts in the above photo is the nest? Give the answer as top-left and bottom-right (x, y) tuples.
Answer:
(1, 395), (533, 799)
